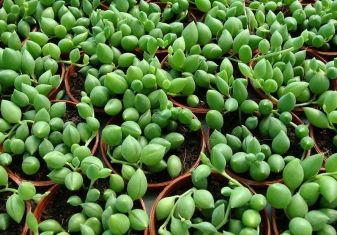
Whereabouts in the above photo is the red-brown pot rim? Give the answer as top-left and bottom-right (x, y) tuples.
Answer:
(149, 172), (271, 235)
(31, 184), (148, 235)
(64, 65), (106, 113)
(100, 119), (206, 189)
(47, 63), (66, 100)
(206, 112), (311, 187)
(169, 96), (210, 115)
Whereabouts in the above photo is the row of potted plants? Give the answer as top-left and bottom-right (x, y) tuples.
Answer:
(1, 0), (337, 234)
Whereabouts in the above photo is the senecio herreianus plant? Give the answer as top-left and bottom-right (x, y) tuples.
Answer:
(155, 153), (268, 235)
(266, 154), (337, 235)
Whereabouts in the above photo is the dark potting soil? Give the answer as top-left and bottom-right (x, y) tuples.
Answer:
(63, 102), (82, 125)
(41, 186), (82, 230)
(0, 183), (25, 235)
(146, 125), (201, 184)
(314, 127), (337, 157)
(70, 71), (85, 102)
(9, 154), (50, 182)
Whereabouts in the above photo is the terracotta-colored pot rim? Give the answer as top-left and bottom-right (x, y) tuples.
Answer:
(31, 184), (148, 235)
(47, 63), (66, 100)
(205, 112), (311, 187)
(305, 45), (337, 59)
(64, 64), (106, 113)
(149, 172), (271, 235)
(100, 119), (206, 189)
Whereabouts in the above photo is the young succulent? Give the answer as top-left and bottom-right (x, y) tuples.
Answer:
(266, 153), (337, 235)
(155, 161), (267, 235)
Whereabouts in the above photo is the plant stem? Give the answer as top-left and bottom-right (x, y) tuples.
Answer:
(85, 133), (97, 147)
(0, 187), (18, 194)
(57, 60), (86, 67)
(250, 47), (294, 62)
(65, 162), (77, 172)
(220, 170), (243, 187)
(158, 189), (195, 233)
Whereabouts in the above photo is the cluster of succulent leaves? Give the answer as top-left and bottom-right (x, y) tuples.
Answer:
(206, 98), (315, 181)
(266, 153), (337, 235)
(26, 170), (149, 235)
(101, 92), (202, 181)
(0, 166), (43, 229)
(155, 156), (268, 235)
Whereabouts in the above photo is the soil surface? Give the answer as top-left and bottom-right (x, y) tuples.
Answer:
(9, 155), (50, 182)
(314, 127), (337, 157)
(0, 182), (25, 235)
(70, 71), (85, 102)
(63, 103), (82, 125)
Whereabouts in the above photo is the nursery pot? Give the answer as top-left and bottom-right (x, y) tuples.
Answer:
(6, 170), (32, 235)
(206, 112), (311, 188)
(30, 184), (148, 235)
(149, 172), (271, 235)
(100, 118), (206, 189)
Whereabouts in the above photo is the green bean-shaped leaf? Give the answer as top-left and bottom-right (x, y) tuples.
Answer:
(6, 194), (25, 223)
(127, 169), (147, 200)
(283, 159), (304, 191)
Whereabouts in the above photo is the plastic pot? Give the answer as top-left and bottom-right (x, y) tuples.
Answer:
(206, 112), (311, 188)
(100, 118), (206, 189)
(149, 172), (271, 235)
(30, 184), (148, 235)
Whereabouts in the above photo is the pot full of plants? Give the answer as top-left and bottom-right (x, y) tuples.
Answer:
(0, 166), (37, 235)
(28, 162), (149, 235)
(268, 153), (337, 235)
(304, 90), (337, 160)
(149, 156), (271, 235)
(205, 97), (314, 187)
(100, 91), (206, 189)
(0, 97), (99, 187)
(244, 44), (337, 112)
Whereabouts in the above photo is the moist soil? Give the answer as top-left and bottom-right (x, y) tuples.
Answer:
(69, 71), (85, 103)
(314, 127), (337, 157)
(40, 186), (82, 231)
(63, 102), (82, 125)
(0, 182), (25, 235)
(9, 154), (50, 182)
